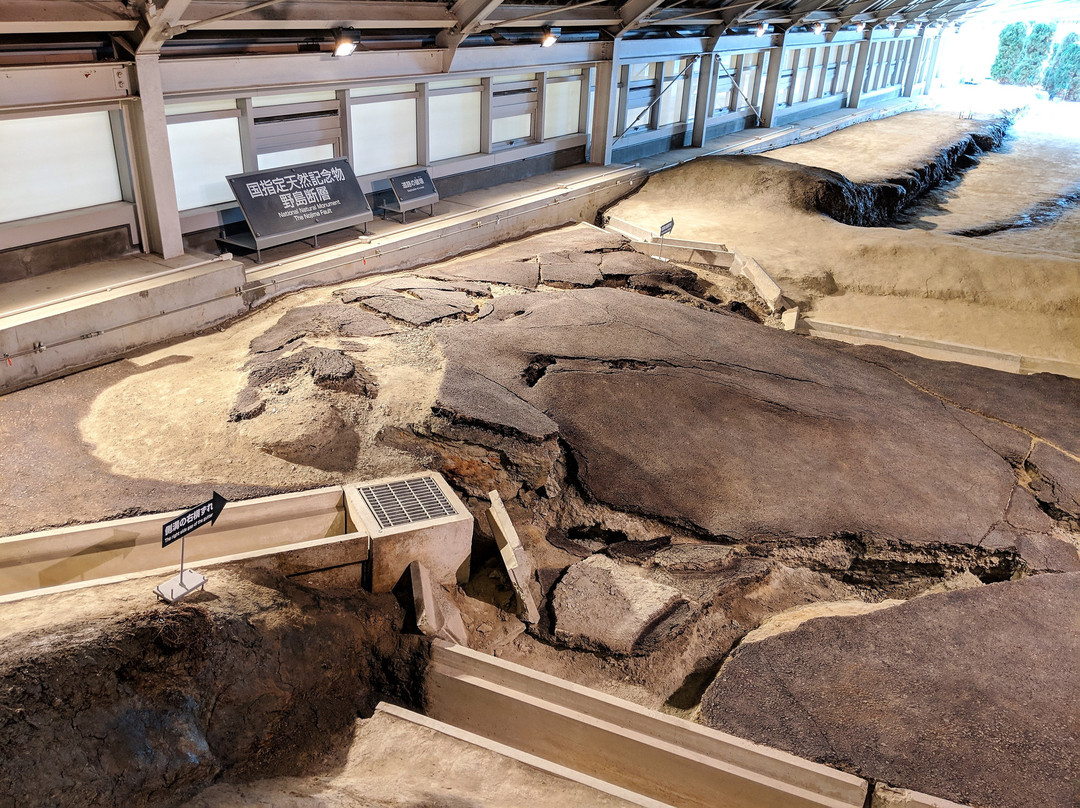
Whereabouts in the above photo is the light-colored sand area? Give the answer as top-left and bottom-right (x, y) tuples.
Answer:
(183, 707), (636, 808)
(608, 108), (1080, 367)
(909, 106), (1080, 237)
(768, 110), (987, 183)
(80, 276), (444, 489)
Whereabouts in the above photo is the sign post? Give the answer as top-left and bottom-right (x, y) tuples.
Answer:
(154, 492), (228, 603)
(658, 218), (675, 261)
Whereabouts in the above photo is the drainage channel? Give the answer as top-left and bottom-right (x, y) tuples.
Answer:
(0, 472), (469, 603)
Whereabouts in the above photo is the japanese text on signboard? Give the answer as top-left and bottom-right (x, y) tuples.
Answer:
(244, 166), (347, 219)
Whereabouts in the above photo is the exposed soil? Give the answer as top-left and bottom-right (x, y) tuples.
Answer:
(0, 563), (427, 808)
(605, 110), (1080, 364)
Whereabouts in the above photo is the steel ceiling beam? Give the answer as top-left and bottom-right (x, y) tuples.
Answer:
(611, 0), (670, 35)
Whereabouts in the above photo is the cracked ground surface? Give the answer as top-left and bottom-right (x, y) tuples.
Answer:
(1, 222), (1078, 806)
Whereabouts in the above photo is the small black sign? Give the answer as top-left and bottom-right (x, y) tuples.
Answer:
(162, 492), (228, 548)
(227, 158), (372, 242)
(659, 218), (675, 236)
(389, 170), (436, 206)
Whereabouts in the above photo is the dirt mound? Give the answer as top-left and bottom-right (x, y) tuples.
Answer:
(605, 111), (1080, 363)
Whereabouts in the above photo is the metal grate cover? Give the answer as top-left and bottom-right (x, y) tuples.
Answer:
(359, 476), (457, 530)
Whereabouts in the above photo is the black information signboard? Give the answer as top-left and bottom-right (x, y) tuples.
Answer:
(390, 170), (436, 206)
(659, 218), (675, 237)
(380, 169), (440, 223)
(223, 158), (373, 260)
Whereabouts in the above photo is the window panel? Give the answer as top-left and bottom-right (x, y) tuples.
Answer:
(543, 79), (582, 139)
(253, 91), (336, 107)
(350, 84), (417, 98)
(492, 113), (533, 143)
(625, 104), (650, 130)
(493, 72), (537, 84)
(167, 116), (245, 211)
(429, 91), (482, 161)
(0, 111), (123, 223)
(165, 99), (236, 115)
(257, 143), (335, 171)
(659, 77), (686, 126)
(350, 98), (417, 174)
(429, 78), (482, 89)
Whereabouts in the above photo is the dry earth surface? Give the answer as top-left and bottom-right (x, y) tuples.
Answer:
(1, 217), (1078, 803)
(606, 109), (1080, 364)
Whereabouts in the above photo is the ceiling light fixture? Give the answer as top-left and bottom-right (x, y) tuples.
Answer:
(541, 26), (558, 47)
(333, 28), (357, 57)
(755, 23), (769, 36)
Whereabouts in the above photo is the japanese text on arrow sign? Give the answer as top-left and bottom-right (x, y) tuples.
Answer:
(162, 492), (228, 548)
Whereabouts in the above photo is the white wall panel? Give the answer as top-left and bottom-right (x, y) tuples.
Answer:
(0, 111), (122, 223)
(429, 91), (482, 162)
(350, 98), (417, 175)
(257, 143), (334, 170)
(167, 117), (245, 211)
(544, 80), (582, 139)
(492, 113), (532, 143)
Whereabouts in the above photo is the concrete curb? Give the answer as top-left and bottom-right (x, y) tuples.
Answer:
(798, 317), (1080, 379)
(379, 703), (672, 807)
(426, 642), (869, 808)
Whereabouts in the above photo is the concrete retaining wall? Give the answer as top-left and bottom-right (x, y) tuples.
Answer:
(0, 256), (247, 394)
(0, 486), (348, 600)
(426, 642), (869, 808)
(798, 317), (1080, 379)
(244, 168), (645, 301)
(628, 239), (736, 269)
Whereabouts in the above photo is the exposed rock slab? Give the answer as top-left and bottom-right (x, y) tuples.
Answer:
(424, 224), (625, 290)
(337, 277), (492, 302)
(699, 573), (1080, 808)
(435, 365), (558, 441)
(249, 303), (395, 353)
(846, 344), (1080, 457)
(433, 287), (1080, 570)
(412, 288), (480, 313)
(429, 256), (541, 289)
(553, 555), (688, 654)
(361, 294), (468, 326)
(540, 260), (603, 288)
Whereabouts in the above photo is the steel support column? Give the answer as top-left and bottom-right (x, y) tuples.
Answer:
(845, 35), (872, 108)
(589, 40), (622, 165)
(758, 38), (786, 128)
(691, 53), (718, 147)
(130, 54), (184, 259)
